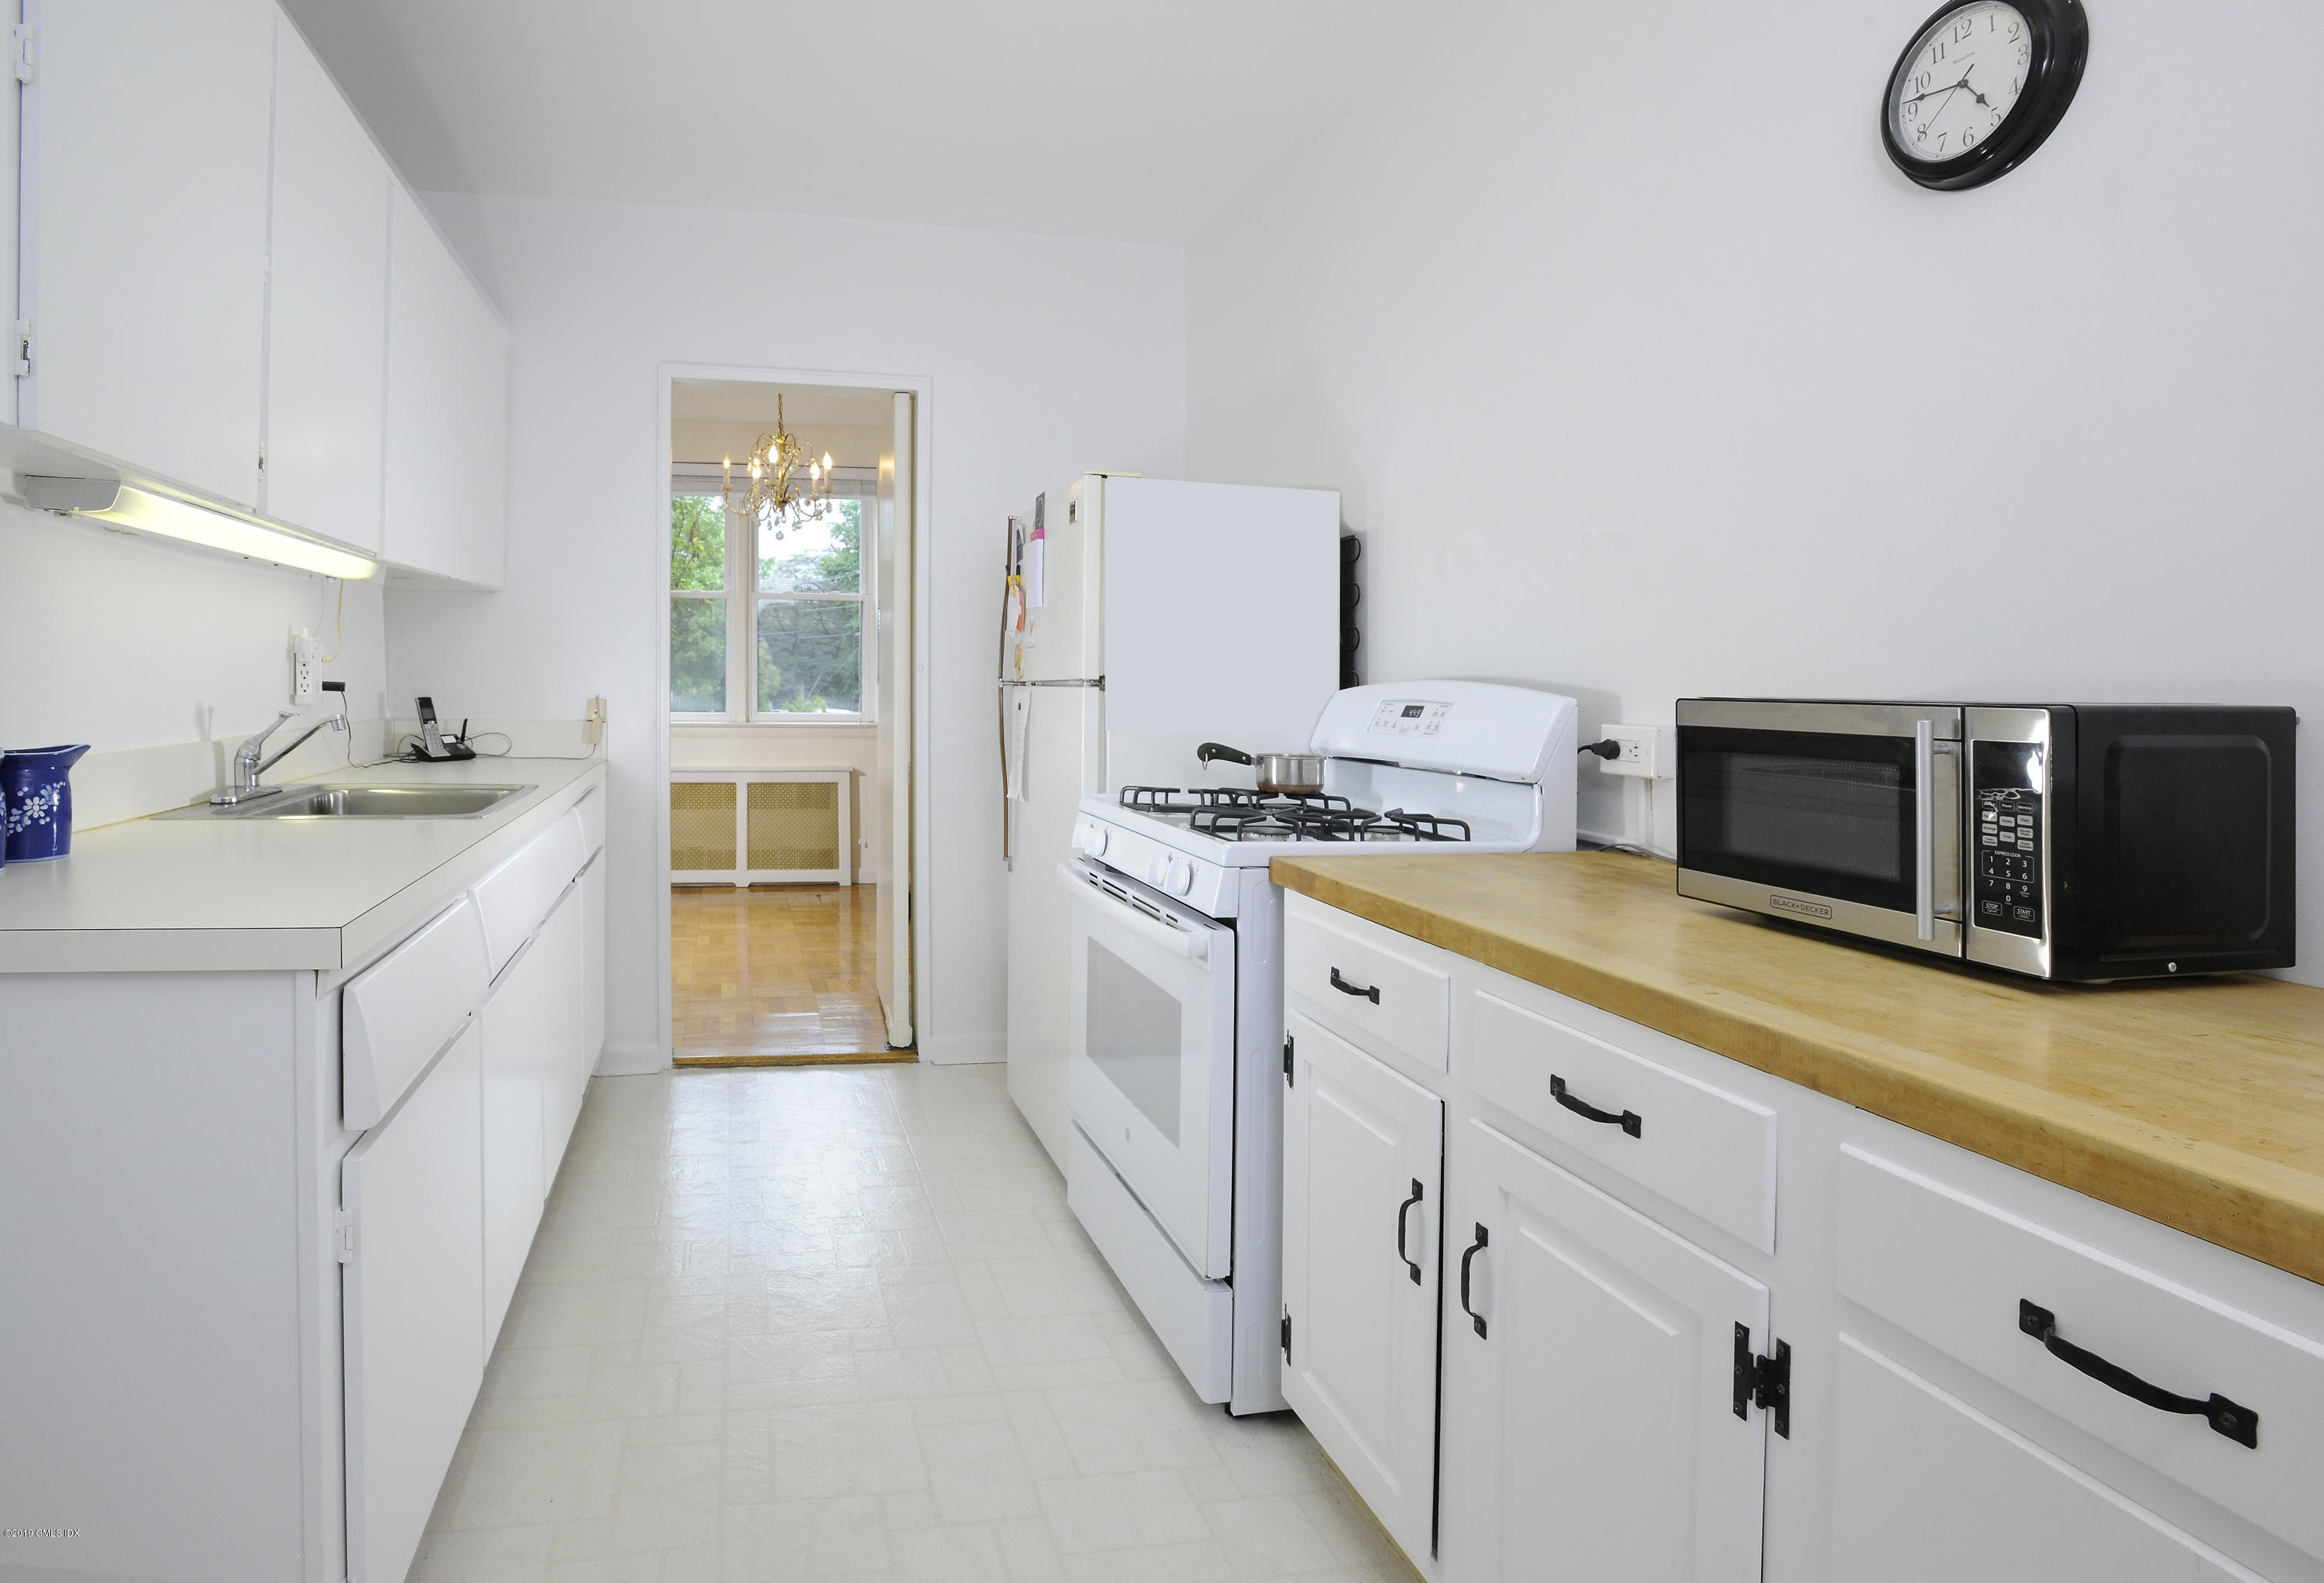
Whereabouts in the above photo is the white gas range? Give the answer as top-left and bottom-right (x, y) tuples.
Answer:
(1056, 681), (1578, 1413)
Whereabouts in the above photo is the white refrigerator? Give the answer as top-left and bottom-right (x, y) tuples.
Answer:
(1002, 473), (1340, 1170)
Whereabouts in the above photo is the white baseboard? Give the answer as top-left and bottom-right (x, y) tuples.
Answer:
(594, 1041), (669, 1077)
(917, 1031), (1004, 1066)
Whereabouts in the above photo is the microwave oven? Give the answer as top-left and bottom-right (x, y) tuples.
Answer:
(1674, 700), (2297, 981)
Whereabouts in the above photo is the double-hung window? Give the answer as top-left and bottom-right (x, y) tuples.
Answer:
(670, 466), (877, 721)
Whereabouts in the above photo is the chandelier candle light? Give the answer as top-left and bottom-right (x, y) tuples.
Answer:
(723, 394), (835, 541)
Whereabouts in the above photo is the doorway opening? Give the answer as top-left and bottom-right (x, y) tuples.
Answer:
(658, 373), (923, 1065)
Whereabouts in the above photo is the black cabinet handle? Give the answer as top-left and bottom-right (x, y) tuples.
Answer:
(2019, 1301), (2258, 1448)
(1329, 968), (1380, 1004)
(1552, 1074), (1642, 1138)
(1395, 1179), (1424, 1285)
(1459, 1223), (1490, 1337)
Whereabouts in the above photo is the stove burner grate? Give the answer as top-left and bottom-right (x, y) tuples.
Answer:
(1380, 808), (1472, 843)
(1115, 786), (1474, 844)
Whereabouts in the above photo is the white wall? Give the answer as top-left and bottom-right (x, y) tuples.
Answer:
(388, 194), (1184, 1065)
(671, 420), (888, 470)
(1187, 0), (2324, 986)
(0, 502), (389, 789)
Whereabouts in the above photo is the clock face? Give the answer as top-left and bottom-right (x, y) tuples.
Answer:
(1889, 2), (2034, 163)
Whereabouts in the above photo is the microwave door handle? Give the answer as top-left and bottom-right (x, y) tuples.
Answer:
(1056, 862), (1211, 961)
(1916, 720), (1936, 941)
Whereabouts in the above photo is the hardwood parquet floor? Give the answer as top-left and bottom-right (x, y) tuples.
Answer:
(672, 884), (909, 1065)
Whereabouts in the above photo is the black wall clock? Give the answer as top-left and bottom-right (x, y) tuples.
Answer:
(1882, 0), (2089, 190)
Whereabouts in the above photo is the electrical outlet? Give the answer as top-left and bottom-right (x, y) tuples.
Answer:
(1597, 724), (1676, 779)
(584, 696), (608, 745)
(291, 627), (321, 704)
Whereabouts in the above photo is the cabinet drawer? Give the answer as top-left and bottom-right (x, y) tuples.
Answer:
(1838, 1145), (2324, 1558)
(342, 897), (490, 1128)
(1284, 906), (1449, 1072)
(473, 810), (586, 976)
(1469, 990), (1777, 1252)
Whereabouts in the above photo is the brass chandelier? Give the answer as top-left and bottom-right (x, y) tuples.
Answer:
(723, 394), (835, 541)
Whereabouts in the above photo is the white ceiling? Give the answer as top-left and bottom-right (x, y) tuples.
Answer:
(280, 0), (1415, 246)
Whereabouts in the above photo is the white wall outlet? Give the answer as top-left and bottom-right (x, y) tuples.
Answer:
(584, 696), (608, 745)
(291, 627), (321, 704)
(1597, 723), (1676, 779)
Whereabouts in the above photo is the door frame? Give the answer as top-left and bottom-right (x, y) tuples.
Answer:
(653, 362), (933, 1064)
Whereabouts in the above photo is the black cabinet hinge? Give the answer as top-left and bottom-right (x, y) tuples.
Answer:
(1733, 1323), (1790, 1438)
(1283, 1033), (1294, 1086)
(1281, 1310), (1293, 1363)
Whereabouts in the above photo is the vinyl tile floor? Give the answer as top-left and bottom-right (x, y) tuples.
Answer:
(671, 886), (895, 1061)
(410, 1063), (1420, 1583)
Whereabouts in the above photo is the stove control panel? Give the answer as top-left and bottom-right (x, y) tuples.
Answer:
(1972, 742), (2045, 940)
(1368, 700), (1449, 738)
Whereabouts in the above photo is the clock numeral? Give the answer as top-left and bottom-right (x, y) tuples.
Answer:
(1916, 70), (1933, 91)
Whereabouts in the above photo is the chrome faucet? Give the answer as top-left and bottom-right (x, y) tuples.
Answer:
(211, 684), (349, 805)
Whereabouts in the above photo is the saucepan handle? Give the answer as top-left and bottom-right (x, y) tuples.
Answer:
(1196, 742), (1254, 766)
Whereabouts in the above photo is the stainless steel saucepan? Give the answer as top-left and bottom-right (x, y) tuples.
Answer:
(1196, 742), (1325, 796)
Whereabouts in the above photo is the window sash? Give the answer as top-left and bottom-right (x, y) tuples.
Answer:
(670, 466), (876, 723)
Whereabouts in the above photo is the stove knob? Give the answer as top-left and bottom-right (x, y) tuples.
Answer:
(1169, 859), (1195, 896)
(1085, 824), (1108, 857)
(1148, 853), (1169, 886)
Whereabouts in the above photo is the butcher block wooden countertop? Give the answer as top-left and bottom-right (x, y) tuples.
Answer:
(1271, 849), (2324, 1287)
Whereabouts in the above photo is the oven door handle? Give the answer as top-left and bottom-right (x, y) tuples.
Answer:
(1916, 721), (1936, 941)
(1913, 721), (1963, 942)
(1057, 862), (1211, 961)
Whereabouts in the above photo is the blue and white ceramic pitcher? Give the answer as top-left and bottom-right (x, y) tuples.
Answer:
(2, 745), (93, 863)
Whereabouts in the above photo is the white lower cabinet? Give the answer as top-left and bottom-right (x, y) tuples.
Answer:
(480, 935), (549, 1350)
(1281, 1011), (1445, 1564)
(540, 887), (590, 1171)
(1281, 899), (2324, 1583)
(1832, 1337), (2262, 1582)
(1443, 1119), (1770, 1583)
(342, 1024), (487, 1583)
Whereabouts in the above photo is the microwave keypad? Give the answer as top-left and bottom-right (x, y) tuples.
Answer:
(1973, 742), (2045, 940)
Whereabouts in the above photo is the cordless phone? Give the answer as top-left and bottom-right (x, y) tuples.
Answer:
(414, 696), (476, 761)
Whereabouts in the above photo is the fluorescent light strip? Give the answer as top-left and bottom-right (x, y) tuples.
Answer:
(29, 477), (378, 580)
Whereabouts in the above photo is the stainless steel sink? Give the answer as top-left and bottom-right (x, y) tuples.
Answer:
(165, 783), (534, 820)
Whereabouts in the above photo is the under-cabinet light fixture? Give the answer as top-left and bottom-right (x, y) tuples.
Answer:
(22, 476), (379, 580)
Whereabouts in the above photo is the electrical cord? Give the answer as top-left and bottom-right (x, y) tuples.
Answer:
(1580, 739), (1621, 760)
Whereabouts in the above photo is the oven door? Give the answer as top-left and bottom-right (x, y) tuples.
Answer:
(1676, 700), (1965, 955)
(1061, 859), (1237, 1278)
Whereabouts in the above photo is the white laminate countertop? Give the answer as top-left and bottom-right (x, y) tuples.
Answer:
(0, 756), (609, 975)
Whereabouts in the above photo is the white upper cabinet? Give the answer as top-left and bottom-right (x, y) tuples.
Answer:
(382, 187), (461, 578)
(25, 0), (274, 506)
(262, 15), (390, 552)
(453, 276), (511, 588)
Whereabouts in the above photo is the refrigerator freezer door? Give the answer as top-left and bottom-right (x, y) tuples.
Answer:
(1103, 479), (1340, 740)
(1022, 477), (1105, 683)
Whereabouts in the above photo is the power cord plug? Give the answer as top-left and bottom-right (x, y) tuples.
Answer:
(1579, 739), (1621, 761)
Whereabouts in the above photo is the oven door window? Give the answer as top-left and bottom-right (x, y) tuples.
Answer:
(1681, 728), (1920, 912)
(1085, 940), (1184, 1145)
(1064, 876), (1239, 1279)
